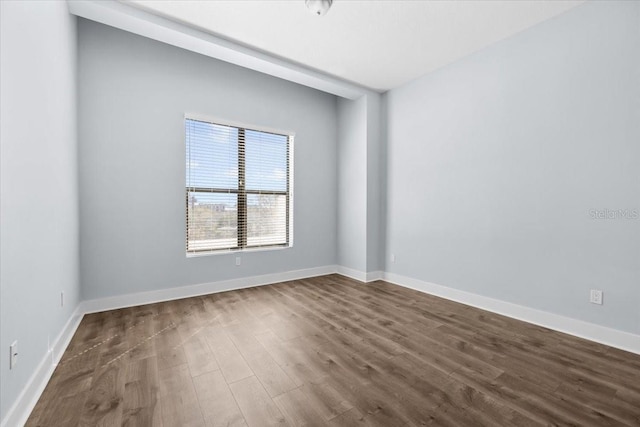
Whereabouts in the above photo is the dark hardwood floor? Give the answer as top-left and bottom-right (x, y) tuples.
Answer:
(26, 274), (640, 426)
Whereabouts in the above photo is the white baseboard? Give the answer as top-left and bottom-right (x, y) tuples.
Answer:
(336, 266), (383, 283)
(336, 266), (367, 282)
(1, 307), (84, 427)
(366, 270), (384, 282)
(383, 272), (640, 355)
(80, 265), (338, 314)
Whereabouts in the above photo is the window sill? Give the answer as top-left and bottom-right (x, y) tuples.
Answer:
(186, 244), (292, 258)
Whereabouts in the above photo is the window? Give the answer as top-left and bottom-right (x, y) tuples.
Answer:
(185, 115), (293, 254)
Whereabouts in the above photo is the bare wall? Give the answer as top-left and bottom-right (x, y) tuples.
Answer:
(78, 19), (339, 300)
(384, 1), (640, 333)
(337, 97), (367, 273)
(0, 0), (80, 419)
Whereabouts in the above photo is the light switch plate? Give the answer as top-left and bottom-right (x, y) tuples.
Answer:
(10, 341), (18, 369)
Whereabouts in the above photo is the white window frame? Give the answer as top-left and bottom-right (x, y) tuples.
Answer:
(185, 113), (294, 256)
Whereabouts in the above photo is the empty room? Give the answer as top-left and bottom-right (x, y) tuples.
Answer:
(1, 0), (639, 425)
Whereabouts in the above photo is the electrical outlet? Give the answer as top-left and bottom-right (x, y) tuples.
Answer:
(590, 289), (603, 305)
(10, 341), (18, 369)
(391, 254), (396, 263)
(235, 257), (241, 266)
(60, 291), (64, 307)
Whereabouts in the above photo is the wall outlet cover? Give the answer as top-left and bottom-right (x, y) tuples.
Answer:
(590, 289), (603, 305)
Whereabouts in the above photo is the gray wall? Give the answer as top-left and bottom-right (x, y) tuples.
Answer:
(78, 19), (338, 300)
(385, 0), (640, 333)
(365, 94), (384, 273)
(0, 0), (80, 419)
(337, 97), (367, 272)
(336, 93), (385, 276)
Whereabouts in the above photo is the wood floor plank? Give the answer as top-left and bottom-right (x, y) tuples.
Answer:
(158, 363), (205, 427)
(554, 379), (640, 426)
(193, 370), (246, 427)
(78, 360), (127, 427)
(122, 356), (163, 427)
(225, 322), (271, 357)
(25, 275), (640, 426)
(154, 312), (188, 371)
(182, 334), (220, 378)
(286, 343), (410, 427)
(273, 388), (326, 427)
(285, 281), (404, 358)
(29, 394), (89, 427)
(125, 310), (157, 363)
(27, 340), (102, 426)
(298, 382), (353, 421)
(327, 407), (368, 426)
(242, 347), (298, 398)
(255, 330), (327, 387)
(203, 327), (254, 384)
(229, 375), (291, 427)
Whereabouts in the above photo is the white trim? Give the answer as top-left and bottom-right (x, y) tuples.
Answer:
(366, 270), (384, 282)
(185, 245), (291, 258)
(336, 266), (383, 283)
(383, 272), (640, 355)
(0, 307), (84, 427)
(336, 266), (367, 282)
(67, 0), (372, 100)
(185, 113), (296, 138)
(288, 137), (295, 250)
(80, 265), (337, 314)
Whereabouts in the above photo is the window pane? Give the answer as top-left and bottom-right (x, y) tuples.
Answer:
(187, 192), (237, 251)
(247, 194), (287, 247)
(245, 130), (288, 192)
(186, 120), (238, 190)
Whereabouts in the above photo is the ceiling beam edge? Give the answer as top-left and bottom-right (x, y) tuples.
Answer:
(67, 0), (375, 100)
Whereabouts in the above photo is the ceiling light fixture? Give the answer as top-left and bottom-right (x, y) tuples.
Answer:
(306, 0), (332, 16)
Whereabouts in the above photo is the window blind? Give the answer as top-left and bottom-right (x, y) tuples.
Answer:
(185, 117), (292, 254)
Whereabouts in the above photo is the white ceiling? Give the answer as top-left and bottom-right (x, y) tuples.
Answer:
(124, 0), (584, 92)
